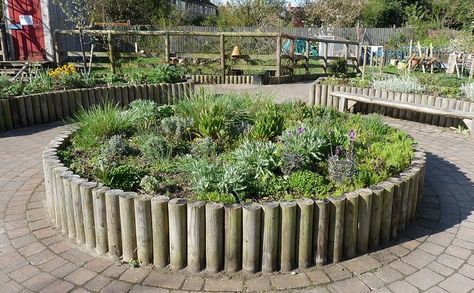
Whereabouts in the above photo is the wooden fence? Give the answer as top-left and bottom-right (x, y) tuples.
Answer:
(54, 29), (360, 82)
(0, 82), (194, 132)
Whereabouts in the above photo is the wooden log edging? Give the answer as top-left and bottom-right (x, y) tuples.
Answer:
(188, 75), (258, 85)
(309, 81), (474, 128)
(43, 131), (426, 273)
(0, 81), (195, 132)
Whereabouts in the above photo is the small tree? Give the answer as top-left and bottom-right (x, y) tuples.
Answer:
(53, 0), (94, 73)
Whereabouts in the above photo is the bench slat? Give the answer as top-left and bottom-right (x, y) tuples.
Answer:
(331, 91), (474, 120)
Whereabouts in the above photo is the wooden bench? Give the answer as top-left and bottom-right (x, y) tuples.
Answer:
(331, 91), (474, 137)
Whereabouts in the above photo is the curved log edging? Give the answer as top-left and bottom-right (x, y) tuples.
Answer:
(308, 80), (474, 129)
(0, 81), (195, 132)
(189, 75), (257, 85)
(42, 129), (426, 273)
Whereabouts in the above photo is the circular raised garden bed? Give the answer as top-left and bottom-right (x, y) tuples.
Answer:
(42, 95), (426, 273)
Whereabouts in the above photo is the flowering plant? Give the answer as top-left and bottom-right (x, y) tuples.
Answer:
(48, 64), (76, 79)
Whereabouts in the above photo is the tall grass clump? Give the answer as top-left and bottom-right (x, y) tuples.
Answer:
(373, 76), (426, 93)
(72, 103), (134, 151)
(461, 83), (474, 101)
(175, 91), (257, 139)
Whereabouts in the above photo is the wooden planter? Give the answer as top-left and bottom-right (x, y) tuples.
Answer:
(42, 131), (426, 273)
(0, 81), (195, 132)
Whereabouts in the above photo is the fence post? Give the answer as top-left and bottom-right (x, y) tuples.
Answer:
(324, 41), (328, 73)
(305, 40), (310, 75)
(107, 32), (116, 74)
(276, 34), (282, 77)
(54, 31), (60, 65)
(220, 33), (226, 78)
(165, 32), (170, 64)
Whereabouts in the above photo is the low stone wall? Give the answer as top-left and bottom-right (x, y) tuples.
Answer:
(42, 131), (426, 273)
(309, 81), (474, 128)
(0, 82), (194, 132)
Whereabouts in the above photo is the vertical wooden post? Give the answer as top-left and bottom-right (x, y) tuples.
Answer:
(261, 201), (279, 272)
(276, 34), (282, 77)
(93, 186), (110, 255)
(220, 33), (226, 78)
(206, 202), (224, 273)
(242, 203), (262, 273)
(314, 199), (329, 267)
(80, 182), (97, 249)
(280, 201), (297, 271)
(329, 197), (345, 263)
(54, 31), (60, 64)
(119, 192), (136, 263)
(72, 178), (87, 244)
(357, 189), (372, 254)
(324, 41), (329, 74)
(164, 32), (170, 64)
(344, 43), (349, 60)
(169, 198), (187, 270)
(343, 192), (359, 259)
(305, 40), (310, 75)
(151, 196), (169, 268)
(225, 204), (242, 272)
(187, 201), (206, 273)
(362, 45), (367, 79)
(297, 198), (314, 269)
(369, 186), (384, 250)
(135, 196), (153, 265)
(105, 189), (123, 259)
(107, 33), (116, 74)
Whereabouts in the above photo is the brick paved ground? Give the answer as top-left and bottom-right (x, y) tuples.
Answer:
(1, 109), (474, 292)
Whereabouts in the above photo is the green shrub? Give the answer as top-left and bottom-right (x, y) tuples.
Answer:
(328, 58), (348, 78)
(160, 116), (193, 143)
(232, 140), (279, 179)
(146, 65), (182, 84)
(139, 135), (172, 162)
(373, 76), (425, 93)
(127, 100), (160, 130)
(23, 72), (52, 94)
(140, 175), (161, 194)
(288, 170), (329, 198)
(250, 103), (285, 141)
(280, 124), (327, 170)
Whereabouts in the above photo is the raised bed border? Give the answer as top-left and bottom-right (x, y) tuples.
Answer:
(42, 128), (426, 273)
(309, 79), (474, 129)
(0, 81), (195, 132)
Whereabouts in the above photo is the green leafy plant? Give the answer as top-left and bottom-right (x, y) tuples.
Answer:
(232, 140), (279, 179)
(328, 58), (348, 78)
(146, 65), (183, 84)
(288, 170), (329, 198)
(140, 175), (161, 194)
(250, 103), (285, 141)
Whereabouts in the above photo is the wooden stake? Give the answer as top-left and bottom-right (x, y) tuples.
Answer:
(242, 203), (262, 273)
(151, 196), (170, 268)
(225, 204), (242, 272)
(206, 202), (224, 273)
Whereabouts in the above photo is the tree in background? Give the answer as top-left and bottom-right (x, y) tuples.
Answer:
(302, 0), (367, 28)
(212, 0), (287, 27)
(53, 0), (94, 72)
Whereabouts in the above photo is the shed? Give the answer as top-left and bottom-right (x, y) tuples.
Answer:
(2, 0), (67, 61)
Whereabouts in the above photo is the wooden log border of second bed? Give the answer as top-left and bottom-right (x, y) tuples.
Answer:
(42, 131), (426, 273)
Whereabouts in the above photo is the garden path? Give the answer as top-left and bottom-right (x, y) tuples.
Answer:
(0, 114), (473, 292)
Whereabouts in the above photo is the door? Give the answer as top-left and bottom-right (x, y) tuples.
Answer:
(7, 0), (46, 60)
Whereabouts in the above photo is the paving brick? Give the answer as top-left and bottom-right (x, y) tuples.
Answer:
(244, 277), (272, 292)
(41, 280), (75, 293)
(22, 272), (56, 291)
(119, 267), (151, 283)
(85, 274), (112, 291)
(101, 280), (133, 293)
(102, 264), (128, 278)
(445, 245), (471, 259)
(83, 257), (114, 273)
(306, 270), (330, 285)
(402, 250), (437, 269)
(437, 254), (464, 269)
(129, 284), (169, 293)
(64, 268), (97, 286)
(419, 241), (445, 255)
(323, 264), (352, 281)
(143, 272), (185, 289)
(359, 272), (385, 290)
(439, 273), (474, 293)
(374, 267), (402, 283)
(205, 278), (244, 292)
(182, 278), (205, 291)
(327, 277), (370, 293)
(427, 261), (455, 276)
(8, 265), (40, 283)
(343, 255), (381, 275)
(406, 268), (444, 290)
(389, 260), (417, 275)
(387, 280), (419, 293)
